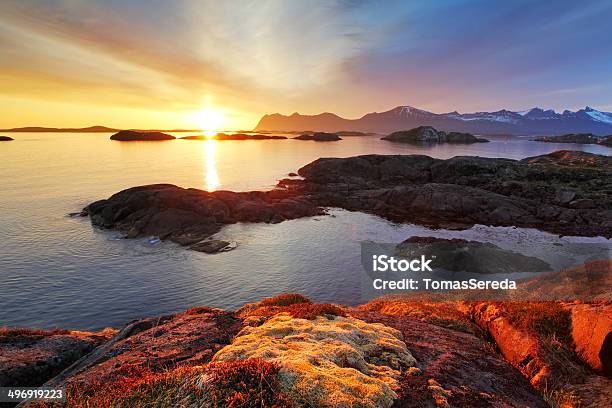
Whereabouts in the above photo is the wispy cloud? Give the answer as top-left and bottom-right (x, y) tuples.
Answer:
(1, 0), (611, 127)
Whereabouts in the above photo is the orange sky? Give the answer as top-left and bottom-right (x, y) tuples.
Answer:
(2, 1), (611, 130)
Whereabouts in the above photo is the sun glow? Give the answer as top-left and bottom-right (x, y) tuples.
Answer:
(204, 139), (220, 191)
(195, 109), (224, 138)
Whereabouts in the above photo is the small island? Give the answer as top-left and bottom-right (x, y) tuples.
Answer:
(533, 133), (612, 147)
(110, 130), (176, 141)
(293, 132), (342, 141)
(381, 126), (489, 144)
(0, 136), (14, 141)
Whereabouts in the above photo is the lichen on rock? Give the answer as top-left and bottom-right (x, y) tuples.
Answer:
(212, 313), (416, 408)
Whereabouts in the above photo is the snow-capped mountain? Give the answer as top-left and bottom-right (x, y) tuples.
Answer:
(255, 105), (612, 135)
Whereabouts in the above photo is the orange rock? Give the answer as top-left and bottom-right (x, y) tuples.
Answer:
(569, 302), (612, 375)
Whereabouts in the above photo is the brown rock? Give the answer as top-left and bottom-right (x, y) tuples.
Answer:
(0, 327), (113, 387)
(44, 308), (242, 389)
(352, 310), (548, 407)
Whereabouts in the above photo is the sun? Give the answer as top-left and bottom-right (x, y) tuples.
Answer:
(195, 109), (223, 138)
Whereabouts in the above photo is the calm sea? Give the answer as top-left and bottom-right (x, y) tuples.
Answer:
(0, 132), (610, 330)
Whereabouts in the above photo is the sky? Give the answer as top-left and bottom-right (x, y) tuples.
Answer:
(1, 0), (612, 130)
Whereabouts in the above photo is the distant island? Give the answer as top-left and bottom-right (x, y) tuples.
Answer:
(110, 130), (176, 141)
(293, 132), (342, 141)
(381, 126), (488, 144)
(0, 125), (200, 133)
(254, 105), (612, 135)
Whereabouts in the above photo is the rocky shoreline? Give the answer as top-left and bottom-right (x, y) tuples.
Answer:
(82, 150), (612, 247)
(3, 284), (611, 407)
(533, 133), (612, 147)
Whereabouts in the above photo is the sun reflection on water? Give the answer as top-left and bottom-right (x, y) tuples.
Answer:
(204, 139), (220, 191)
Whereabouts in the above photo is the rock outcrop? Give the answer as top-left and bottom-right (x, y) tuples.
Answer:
(43, 308), (242, 390)
(292, 150), (612, 237)
(83, 150), (612, 252)
(82, 184), (323, 246)
(293, 132), (342, 141)
(381, 126), (488, 144)
(0, 135), (14, 141)
(110, 130), (175, 141)
(19, 297), (561, 407)
(0, 328), (113, 387)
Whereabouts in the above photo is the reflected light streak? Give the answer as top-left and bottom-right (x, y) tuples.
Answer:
(204, 139), (220, 191)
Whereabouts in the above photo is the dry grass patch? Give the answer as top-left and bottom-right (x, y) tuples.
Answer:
(213, 313), (416, 408)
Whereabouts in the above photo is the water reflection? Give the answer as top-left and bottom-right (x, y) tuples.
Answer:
(204, 139), (220, 191)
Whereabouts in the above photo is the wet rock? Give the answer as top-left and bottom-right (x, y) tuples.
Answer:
(190, 239), (232, 253)
(293, 132), (342, 141)
(110, 130), (175, 141)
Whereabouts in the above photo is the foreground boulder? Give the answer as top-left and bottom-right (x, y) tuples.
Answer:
(82, 184), (323, 246)
(352, 309), (547, 407)
(44, 308), (242, 390)
(382, 126), (488, 144)
(294, 132), (342, 141)
(110, 130), (175, 141)
(0, 135), (13, 141)
(0, 327), (112, 387)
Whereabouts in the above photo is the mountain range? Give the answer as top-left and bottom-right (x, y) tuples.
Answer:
(254, 105), (612, 136)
